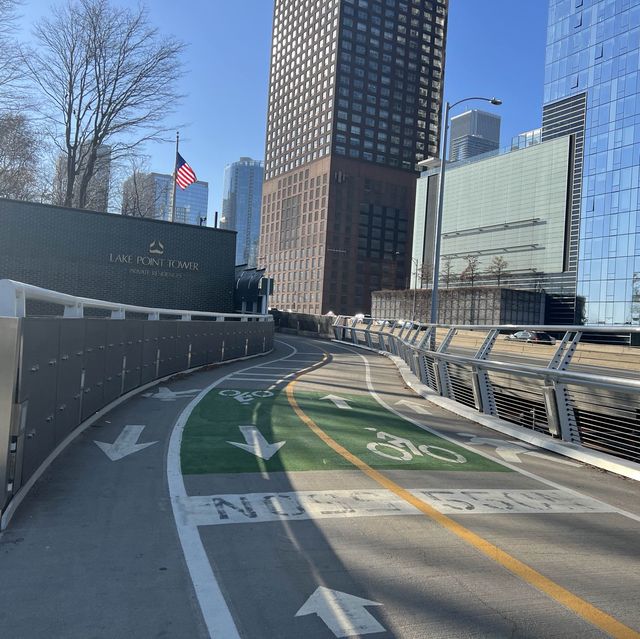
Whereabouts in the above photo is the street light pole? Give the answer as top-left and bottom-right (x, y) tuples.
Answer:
(411, 257), (419, 321)
(429, 96), (502, 326)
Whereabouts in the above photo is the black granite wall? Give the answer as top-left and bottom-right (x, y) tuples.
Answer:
(0, 199), (237, 312)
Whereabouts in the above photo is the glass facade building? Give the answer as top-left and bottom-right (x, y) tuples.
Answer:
(122, 172), (208, 226)
(221, 158), (264, 266)
(412, 137), (576, 321)
(511, 128), (542, 151)
(260, 0), (448, 314)
(153, 174), (209, 226)
(545, 0), (640, 324)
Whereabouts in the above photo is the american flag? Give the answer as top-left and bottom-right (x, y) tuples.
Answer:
(175, 153), (197, 190)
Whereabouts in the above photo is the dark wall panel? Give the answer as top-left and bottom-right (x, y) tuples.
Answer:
(0, 198), (237, 313)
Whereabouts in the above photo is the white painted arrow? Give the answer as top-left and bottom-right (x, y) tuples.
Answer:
(143, 387), (200, 401)
(395, 399), (432, 415)
(457, 433), (580, 466)
(295, 587), (385, 637)
(227, 425), (286, 460)
(321, 394), (352, 410)
(94, 425), (157, 461)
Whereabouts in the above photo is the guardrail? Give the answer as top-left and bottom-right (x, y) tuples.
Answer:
(332, 316), (640, 468)
(0, 279), (268, 321)
(0, 280), (274, 524)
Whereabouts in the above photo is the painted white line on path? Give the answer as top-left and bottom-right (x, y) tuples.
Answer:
(167, 339), (323, 639)
(231, 371), (295, 378)
(226, 377), (288, 383)
(175, 487), (614, 527)
(326, 341), (640, 525)
(250, 365), (308, 369)
(321, 394), (353, 410)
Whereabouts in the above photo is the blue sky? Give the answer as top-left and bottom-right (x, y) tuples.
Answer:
(19, 1), (549, 220)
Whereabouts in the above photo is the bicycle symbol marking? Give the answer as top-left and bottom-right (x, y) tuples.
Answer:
(219, 389), (274, 404)
(366, 430), (467, 464)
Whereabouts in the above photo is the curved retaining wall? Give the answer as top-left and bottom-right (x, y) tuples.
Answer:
(0, 316), (274, 517)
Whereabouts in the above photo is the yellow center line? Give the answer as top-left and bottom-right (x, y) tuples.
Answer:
(285, 360), (640, 639)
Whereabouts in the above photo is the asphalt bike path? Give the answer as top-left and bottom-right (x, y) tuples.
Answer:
(0, 335), (639, 638)
(175, 336), (640, 639)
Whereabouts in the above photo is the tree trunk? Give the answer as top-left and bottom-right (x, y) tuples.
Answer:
(77, 145), (98, 209)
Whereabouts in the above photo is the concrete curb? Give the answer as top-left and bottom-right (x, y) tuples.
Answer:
(333, 339), (640, 482)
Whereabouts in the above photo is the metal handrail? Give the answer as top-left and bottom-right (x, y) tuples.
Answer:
(0, 279), (271, 321)
(333, 315), (640, 335)
(333, 315), (640, 469)
(406, 347), (640, 393)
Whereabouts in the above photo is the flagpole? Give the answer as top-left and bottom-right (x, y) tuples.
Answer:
(171, 131), (179, 223)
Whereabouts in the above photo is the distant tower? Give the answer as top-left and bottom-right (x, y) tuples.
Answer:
(449, 110), (501, 162)
(221, 157), (263, 267)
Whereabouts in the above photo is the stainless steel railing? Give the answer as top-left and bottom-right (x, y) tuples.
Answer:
(0, 281), (274, 525)
(332, 316), (640, 466)
(0, 279), (271, 321)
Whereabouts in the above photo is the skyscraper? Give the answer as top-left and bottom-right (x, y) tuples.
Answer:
(221, 158), (264, 266)
(544, 0), (640, 325)
(259, 0), (448, 314)
(449, 109), (501, 162)
(122, 172), (208, 226)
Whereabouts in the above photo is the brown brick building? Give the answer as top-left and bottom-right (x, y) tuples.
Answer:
(259, 0), (448, 314)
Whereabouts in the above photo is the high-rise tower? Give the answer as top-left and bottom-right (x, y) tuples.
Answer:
(449, 109), (501, 162)
(544, 0), (640, 325)
(259, 0), (448, 314)
(221, 157), (264, 266)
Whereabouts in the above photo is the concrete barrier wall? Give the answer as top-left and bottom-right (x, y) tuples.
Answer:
(372, 288), (546, 325)
(0, 317), (274, 517)
(271, 310), (335, 339)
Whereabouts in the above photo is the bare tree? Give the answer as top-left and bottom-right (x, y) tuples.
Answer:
(488, 255), (509, 286)
(441, 256), (456, 289)
(460, 255), (480, 287)
(530, 267), (545, 292)
(0, 113), (43, 200)
(120, 155), (162, 217)
(418, 262), (433, 288)
(23, 0), (185, 210)
(0, 0), (21, 109)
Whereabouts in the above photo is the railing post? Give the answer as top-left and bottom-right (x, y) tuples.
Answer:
(63, 302), (83, 318)
(0, 317), (21, 514)
(0, 281), (24, 318)
(546, 331), (582, 442)
(434, 328), (456, 398)
(471, 329), (499, 415)
(417, 326), (434, 350)
(364, 321), (373, 348)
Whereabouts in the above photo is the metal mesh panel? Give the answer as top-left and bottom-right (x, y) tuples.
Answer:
(420, 353), (438, 391)
(487, 372), (551, 435)
(446, 362), (476, 408)
(567, 385), (640, 463)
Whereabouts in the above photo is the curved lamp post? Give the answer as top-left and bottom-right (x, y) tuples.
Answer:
(429, 96), (502, 326)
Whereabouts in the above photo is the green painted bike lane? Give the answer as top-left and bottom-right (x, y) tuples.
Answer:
(181, 388), (508, 475)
